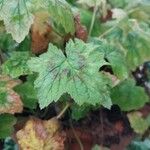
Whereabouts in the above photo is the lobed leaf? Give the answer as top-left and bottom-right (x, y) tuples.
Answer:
(111, 79), (149, 111)
(28, 39), (112, 109)
(91, 38), (128, 80)
(16, 117), (66, 150)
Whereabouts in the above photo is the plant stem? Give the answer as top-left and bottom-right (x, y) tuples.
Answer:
(70, 120), (84, 150)
(100, 109), (104, 149)
(56, 102), (71, 119)
(88, 3), (99, 36)
(99, 25), (116, 38)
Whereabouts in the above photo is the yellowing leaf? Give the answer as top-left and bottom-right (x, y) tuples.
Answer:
(32, 11), (50, 35)
(127, 112), (149, 134)
(0, 76), (23, 114)
(31, 0), (75, 35)
(16, 117), (66, 150)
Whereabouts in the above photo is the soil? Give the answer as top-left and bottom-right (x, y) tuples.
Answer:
(66, 106), (134, 150)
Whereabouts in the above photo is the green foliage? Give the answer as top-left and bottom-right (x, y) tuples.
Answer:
(77, 0), (102, 7)
(45, 0), (75, 34)
(0, 0), (75, 43)
(2, 52), (31, 78)
(111, 79), (149, 111)
(105, 21), (150, 70)
(71, 104), (96, 120)
(127, 139), (150, 150)
(108, 0), (128, 8)
(28, 39), (112, 109)
(0, 0), (150, 147)
(14, 75), (37, 109)
(0, 29), (31, 52)
(92, 145), (110, 150)
(104, 1), (150, 71)
(79, 9), (104, 36)
(91, 38), (128, 79)
(0, 80), (10, 108)
(0, 114), (16, 139)
(127, 112), (149, 134)
(0, 0), (34, 43)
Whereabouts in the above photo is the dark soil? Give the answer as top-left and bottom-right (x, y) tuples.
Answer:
(66, 106), (134, 150)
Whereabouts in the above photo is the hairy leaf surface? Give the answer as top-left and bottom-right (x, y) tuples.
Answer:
(28, 39), (112, 109)
(91, 38), (128, 80)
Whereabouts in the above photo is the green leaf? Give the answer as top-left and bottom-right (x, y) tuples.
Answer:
(105, 20), (150, 71)
(127, 139), (150, 150)
(0, 0), (34, 43)
(79, 9), (104, 36)
(47, 0), (75, 34)
(28, 39), (112, 109)
(48, 0), (75, 34)
(92, 145), (110, 150)
(127, 112), (149, 134)
(77, 0), (102, 7)
(0, 32), (17, 52)
(31, 0), (75, 34)
(0, 28), (31, 52)
(0, 114), (16, 139)
(111, 79), (149, 111)
(108, 0), (128, 8)
(91, 38), (128, 80)
(14, 75), (37, 109)
(71, 103), (100, 120)
(71, 104), (95, 121)
(2, 52), (31, 78)
(125, 22), (150, 70)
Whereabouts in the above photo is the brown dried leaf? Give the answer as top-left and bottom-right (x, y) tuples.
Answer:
(75, 15), (88, 42)
(0, 75), (23, 114)
(31, 11), (62, 54)
(16, 117), (66, 150)
(31, 11), (52, 54)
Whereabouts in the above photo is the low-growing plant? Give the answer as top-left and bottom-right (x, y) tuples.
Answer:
(0, 0), (150, 149)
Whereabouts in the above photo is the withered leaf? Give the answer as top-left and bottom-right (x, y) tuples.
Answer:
(0, 75), (23, 114)
(16, 117), (66, 150)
